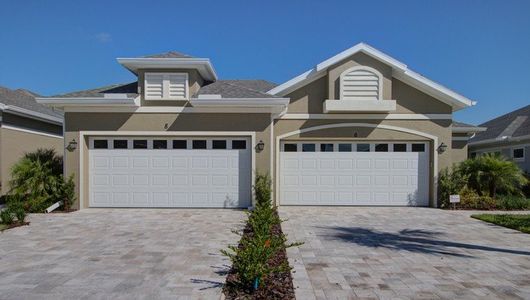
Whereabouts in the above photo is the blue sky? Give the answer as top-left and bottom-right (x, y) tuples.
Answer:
(1, 0), (529, 125)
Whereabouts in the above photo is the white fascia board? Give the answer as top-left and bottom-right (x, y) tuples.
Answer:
(452, 126), (487, 133)
(36, 97), (137, 108)
(190, 97), (289, 107)
(469, 134), (530, 147)
(116, 58), (218, 81)
(268, 42), (476, 111)
(0, 103), (63, 125)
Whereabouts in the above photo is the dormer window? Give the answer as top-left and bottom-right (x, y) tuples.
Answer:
(340, 66), (382, 101)
(144, 72), (188, 100)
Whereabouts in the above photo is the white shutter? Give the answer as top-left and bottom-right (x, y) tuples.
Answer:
(341, 68), (381, 101)
(168, 74), (187, 99)
(144, 73), (188, 100)
(144, 74), (164, 99)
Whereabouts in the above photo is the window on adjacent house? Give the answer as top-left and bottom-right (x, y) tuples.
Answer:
(340, 66), (382, 101)
(153, 140), (167, 149)
(284, 143), (297, 152)
(470, 152), (477, 158)
(144, 72), (188, 100)
(513, 148), (525, 159)
(93, 140), (108, 149)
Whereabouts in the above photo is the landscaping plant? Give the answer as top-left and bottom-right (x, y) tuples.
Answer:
(0, 209), (14, 225)
(222, 173), (301, 298)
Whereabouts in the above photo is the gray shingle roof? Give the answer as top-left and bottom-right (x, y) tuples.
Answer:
(453, 121), (477, 128)
(470, 104), (530, 143)
(0, 86), (63, 118)
(143, 51), (193, 59)
(195, 80), (278, 98)
(50, 82), (138, 98)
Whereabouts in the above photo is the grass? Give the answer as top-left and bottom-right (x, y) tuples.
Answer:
(472, 214), (530, 233)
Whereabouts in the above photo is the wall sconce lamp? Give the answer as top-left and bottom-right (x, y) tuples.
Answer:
(66, 139), (78, 152)
(255, 140), (265, 152)
(437, 142), (447, 154)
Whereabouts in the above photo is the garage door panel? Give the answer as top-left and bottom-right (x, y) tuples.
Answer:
(280, 148), (429, 206)
(89, 142), (251, 208)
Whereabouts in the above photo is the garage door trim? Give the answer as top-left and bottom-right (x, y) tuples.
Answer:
(274, 123), (438, 206)
(78, 131), (256, 209)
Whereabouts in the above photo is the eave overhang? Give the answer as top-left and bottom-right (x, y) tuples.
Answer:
(116, 58), (218, 81)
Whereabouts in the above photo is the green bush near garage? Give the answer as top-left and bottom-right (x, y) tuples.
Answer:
(6, 148), (76, 213)
(439, 153), (528, 209)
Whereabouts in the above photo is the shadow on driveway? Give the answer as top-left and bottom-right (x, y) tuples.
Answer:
(319, 226), (530, 257)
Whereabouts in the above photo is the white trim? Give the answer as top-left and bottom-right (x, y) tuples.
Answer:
(36, 97), (136, 106)
(452, 126), (487, 133)
(278, 113), (452, 120)
(274, 123), (439, 207)
(452, 136), (470, 141)
(116, 57), (217, 81)
(339, 65), (383, 101)
(0, 103), (63, 125)
(323, 99), (396, 113)
(78, 130), (256, 209)
(1, 124), (63, 139)
(471, 143), (530, 154)
(268, 42), (475, 111)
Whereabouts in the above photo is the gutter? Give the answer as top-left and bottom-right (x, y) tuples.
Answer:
(0, 103), (63, 125)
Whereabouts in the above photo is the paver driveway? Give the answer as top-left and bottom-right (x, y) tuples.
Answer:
(280, 207), (530, 299)
(0, 209), (245, 299)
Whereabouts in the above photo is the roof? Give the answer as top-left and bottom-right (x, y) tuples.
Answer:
(267, 43), (476, 111)
(470, 104), (530, 144)
(49, 82), (138, 98)
(0, 86), (63, 119)
(143, 51), (193, 59)
(196, 80), (279, 98)
(452, 121), (486, 134)
(453, 121), (477, 128)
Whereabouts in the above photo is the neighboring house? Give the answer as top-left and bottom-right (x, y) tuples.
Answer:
(469, 104), (530, 173)
(38, 43), (480, 209)
(0, 86), (64, 195)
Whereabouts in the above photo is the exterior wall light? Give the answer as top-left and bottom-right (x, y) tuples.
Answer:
(255, 140), (265, 152)
(66, 139), (78, 152)
(437, 142), (447, 154)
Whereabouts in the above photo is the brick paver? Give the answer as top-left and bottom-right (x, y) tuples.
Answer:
(280, 207), (530, 299)
(0, 209), (245, 299)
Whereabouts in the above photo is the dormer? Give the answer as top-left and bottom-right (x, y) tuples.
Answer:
(117, 52), (217, 104)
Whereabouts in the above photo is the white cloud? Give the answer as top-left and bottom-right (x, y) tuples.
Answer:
(94, 32), (112, 43)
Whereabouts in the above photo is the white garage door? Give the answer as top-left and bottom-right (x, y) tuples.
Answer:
(280, 141), (429, 206)
(88, 137), (251, 208)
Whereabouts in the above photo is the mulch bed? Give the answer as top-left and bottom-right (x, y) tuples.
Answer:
(0, 221), (30, 232)
(223, 212), (296, 299)
(50, 208), (77, 213)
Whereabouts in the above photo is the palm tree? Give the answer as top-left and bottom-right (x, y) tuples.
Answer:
(479, 153), (527, 197)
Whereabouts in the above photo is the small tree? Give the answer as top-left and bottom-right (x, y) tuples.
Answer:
(478, 153), (527, 197)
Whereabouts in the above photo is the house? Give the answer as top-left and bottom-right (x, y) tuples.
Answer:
(37, 43), (481, 209)
(0, 86), (63, 195)
(469, 104), (530, 173)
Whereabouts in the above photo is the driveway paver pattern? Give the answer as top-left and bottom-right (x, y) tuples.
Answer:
(0, 209), (245, 299)
(280, 207), (530, 299)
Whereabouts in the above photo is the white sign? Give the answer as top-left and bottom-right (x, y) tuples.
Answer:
(449, 195), (460, 203)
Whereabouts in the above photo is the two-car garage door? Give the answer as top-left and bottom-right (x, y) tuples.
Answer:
(89, 137), (251, 208)
(279, 141), (430, 206)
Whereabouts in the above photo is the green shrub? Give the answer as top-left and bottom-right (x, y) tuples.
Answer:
(254, 173), (272, 207)
(13, 207), (26, 223)
(458, 187), (496, 210)
(496, 195), (530, 210)
(438, 167), (466, 208)
(0, 210), (14, 225)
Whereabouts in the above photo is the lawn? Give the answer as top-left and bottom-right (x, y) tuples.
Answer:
(472, 214), (530, 233)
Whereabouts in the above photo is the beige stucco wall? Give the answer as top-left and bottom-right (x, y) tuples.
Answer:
(64, 112), (272, 209)
(451, 140), (468, 164)
(0, 127), (64, 195)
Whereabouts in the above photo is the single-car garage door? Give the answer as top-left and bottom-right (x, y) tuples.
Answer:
(280, 141), (429, 206)
(89, 137), (251, 208)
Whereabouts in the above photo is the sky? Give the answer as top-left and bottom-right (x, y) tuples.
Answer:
(0, 0), (529, 125)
